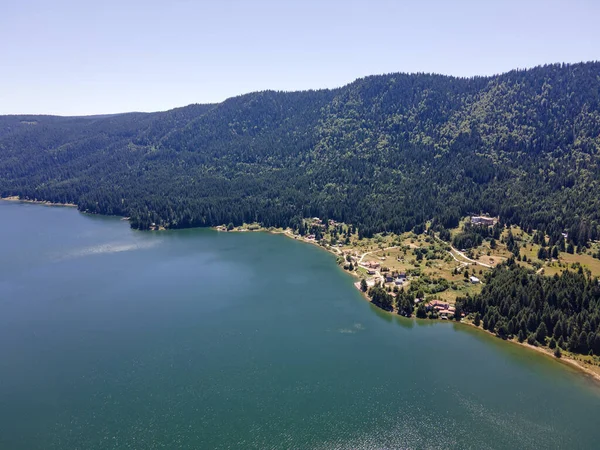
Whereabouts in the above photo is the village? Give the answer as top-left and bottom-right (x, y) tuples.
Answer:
(339, 216), (490, 320)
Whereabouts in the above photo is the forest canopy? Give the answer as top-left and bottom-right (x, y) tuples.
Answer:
(457, 261), (600, 356)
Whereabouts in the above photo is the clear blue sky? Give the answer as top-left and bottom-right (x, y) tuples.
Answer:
(1, 0), (598, 115)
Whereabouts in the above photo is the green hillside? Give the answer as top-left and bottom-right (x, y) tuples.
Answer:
(1, 62), (599, 247)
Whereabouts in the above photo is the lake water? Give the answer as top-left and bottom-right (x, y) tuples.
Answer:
(1, 201), (600, 449)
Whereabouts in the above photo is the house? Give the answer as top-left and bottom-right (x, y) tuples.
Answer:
(367, 269), (377, 275)
(470, 276), (480, 284)
(430, 300), (449, 307)
(385, 274), (394, 283)
(394, 278), (404, 285)
(471, 216), (496, 226)
(397, 272), (406, 279)
(426, 300), (450, 311)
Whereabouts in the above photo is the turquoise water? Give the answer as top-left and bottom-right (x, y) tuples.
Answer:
(1, 201), (600, 449)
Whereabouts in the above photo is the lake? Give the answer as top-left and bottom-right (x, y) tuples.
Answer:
(1, 201), (600, 449)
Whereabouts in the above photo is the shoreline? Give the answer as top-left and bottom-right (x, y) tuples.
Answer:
(217, 225), (600, 384)
(457, 320), (600, 384)
(2, 201), (598, 385)
(277, 229), (600, 384)
(1, 196), (77, 207)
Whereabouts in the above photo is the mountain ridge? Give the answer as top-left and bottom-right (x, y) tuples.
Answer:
(1, 61), (599, 246)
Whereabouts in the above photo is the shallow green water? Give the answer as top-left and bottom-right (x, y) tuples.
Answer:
(1, 201), (600, 449)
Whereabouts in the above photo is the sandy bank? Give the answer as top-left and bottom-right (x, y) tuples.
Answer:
(1, 196), (77, 207)
(460, 323), (600, 384)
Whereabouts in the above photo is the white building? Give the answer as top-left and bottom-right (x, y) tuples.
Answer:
(471, 216), (496, 226)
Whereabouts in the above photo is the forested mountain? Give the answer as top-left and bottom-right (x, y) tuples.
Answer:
(1, 62), (600, 243)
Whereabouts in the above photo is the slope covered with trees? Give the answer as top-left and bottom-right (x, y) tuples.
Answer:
(457, 260), (600, 357)
(1, 62), (599, 246)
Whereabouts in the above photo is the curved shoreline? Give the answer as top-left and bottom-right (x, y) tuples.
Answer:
(3, 200), (599, 385)
(208, 225), (600, 385)
(276, 229), (600, 384)
(267, 226), (600, 384)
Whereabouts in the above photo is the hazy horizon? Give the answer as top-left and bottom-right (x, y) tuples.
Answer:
(2, 0), (599, 116)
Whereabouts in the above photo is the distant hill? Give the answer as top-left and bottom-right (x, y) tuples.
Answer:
(1, 62), (599, 245)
